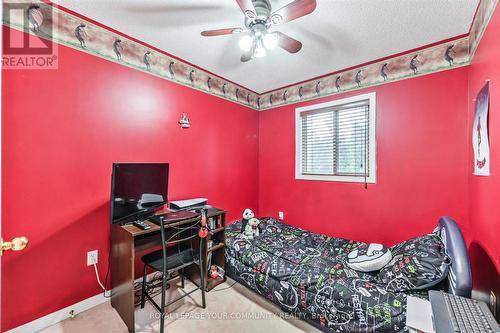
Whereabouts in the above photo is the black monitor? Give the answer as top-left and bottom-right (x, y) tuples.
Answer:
(110, 163), (169, 224)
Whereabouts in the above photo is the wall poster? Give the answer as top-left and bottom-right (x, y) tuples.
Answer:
(473, 81), (490, 176)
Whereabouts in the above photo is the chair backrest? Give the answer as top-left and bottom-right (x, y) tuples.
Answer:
(158, 213), (202, 273)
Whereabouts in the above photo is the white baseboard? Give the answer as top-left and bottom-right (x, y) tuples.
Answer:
(6, 272), (159, 333)
(5, 293), (108, 333)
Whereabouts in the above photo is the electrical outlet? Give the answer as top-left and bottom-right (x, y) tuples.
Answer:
(278, 211), (284, 220)
(87, 250), (98, 266)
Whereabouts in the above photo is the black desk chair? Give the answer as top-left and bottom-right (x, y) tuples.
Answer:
(140, 216), (206, 333)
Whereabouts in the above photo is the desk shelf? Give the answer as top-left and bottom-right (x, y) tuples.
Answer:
(206, 276), (225, 290)
(205, 209), (226, 291)
(184, 208), (227, 292)
(209, 227), (225, 235)
(207, 243), (224, 253)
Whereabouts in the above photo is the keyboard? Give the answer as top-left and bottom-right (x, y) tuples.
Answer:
(148, 211), (199, 225)
(429, 290), (499, 333)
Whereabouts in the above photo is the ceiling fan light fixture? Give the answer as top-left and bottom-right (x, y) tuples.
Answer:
(254, 37), (267, 58)
(239, 35), (254, 52)
(263, 32), (278, 50)
(201, 0), (316, 62)
(254, 46), (267, 58)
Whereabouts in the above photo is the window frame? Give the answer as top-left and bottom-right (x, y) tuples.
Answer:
(295, 92), (377, 183)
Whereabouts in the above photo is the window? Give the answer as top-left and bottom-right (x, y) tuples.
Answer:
(295, 92), (376, 183)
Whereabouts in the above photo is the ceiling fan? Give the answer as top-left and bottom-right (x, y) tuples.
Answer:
(200, 0), (317, 62)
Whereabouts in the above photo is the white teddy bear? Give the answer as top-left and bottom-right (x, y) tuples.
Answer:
(242, 208), (260, 239)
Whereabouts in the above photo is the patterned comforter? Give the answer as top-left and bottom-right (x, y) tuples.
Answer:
(225, 218), (449, 333)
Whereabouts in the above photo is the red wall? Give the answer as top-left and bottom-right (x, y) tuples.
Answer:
(467, 7), (500, 272)
(258, 68), (470, 246)
(1, 27), (258, 330)
(4, 11), (500, 330)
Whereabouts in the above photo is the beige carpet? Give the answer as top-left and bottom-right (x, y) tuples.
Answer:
(40, 277), (322, 333)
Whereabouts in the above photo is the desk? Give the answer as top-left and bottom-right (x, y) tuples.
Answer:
(110, 208), (224, 333)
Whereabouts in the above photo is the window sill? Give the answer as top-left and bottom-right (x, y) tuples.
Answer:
(295, 174), (376, 184)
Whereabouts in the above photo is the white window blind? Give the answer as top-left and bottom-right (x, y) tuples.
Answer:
(296, 93), (376, 184)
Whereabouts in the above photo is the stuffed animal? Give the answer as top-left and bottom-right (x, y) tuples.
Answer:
(241, 208), (260, 239)
(241, 208), (254, 232)
(244, 217), (260, 239)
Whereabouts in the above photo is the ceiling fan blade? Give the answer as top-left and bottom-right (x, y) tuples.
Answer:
(201, 28), (243, 37)
(235, 0), (256, 19)
(274, 31), (302, 53)
(270, 0), (317, 25)
(240, 49), (253, 62)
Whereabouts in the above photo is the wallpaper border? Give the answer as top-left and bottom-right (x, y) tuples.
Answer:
(2, 1), (261, 109)
(469, 0), (499, 57)
(257, 37), (470, 110)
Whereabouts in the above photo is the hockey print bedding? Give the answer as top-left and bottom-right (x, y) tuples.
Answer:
(225, 218), (449, 333)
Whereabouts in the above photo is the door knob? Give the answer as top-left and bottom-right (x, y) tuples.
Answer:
(0, 236), (28, 256)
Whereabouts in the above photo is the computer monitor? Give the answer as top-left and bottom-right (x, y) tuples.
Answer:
(110, 163), (169, 224)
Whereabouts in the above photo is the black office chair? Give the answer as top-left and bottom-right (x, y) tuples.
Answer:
(140, 215), (206, 333)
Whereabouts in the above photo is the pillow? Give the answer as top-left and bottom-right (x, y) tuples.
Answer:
(377, 234), (449, 292)
(346, 243), (392, 272)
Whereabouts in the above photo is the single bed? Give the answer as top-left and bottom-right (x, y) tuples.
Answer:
(225, 216), (471, 333)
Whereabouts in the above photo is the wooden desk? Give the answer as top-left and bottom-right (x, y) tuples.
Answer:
(110, 208), (224, 333)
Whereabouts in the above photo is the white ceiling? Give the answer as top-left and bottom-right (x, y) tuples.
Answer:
(52, 0), (479, 93)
